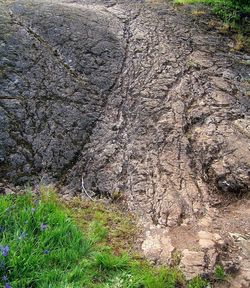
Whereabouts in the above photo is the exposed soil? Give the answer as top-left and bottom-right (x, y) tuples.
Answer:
(0, 0), (250, 284)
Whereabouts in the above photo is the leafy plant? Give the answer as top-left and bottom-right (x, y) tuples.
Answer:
(214, 264), (226, 280)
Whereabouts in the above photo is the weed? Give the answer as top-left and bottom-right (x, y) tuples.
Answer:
(214, 264), (226, 280)
(187, 276), (208, 288)
(95, 252), (130, 271)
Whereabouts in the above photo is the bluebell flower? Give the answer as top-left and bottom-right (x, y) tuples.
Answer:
(43, 249), (50, 254)
(31, 208), (36, 213)
(4, 283), (11, 288)
(18, 232), (27, 240)
(0, 246), (9, 257)
(2, 275), (7, 282)
(0, 226), (4, 233)
(40, 223), (47, 231)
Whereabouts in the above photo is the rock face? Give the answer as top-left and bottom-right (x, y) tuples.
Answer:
(0, 0), (124, 185)
(1, 0), (250, 281)
(1, 0), (249, 226)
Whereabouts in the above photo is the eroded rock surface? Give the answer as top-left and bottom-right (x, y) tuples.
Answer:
(0, 0), (124, 185)
(1, 0), (250, 282)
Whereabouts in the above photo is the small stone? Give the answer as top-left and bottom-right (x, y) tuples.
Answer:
(199, 238), (214, 249)
(180, 250), (205, 280)
(142, 227), (174, 265)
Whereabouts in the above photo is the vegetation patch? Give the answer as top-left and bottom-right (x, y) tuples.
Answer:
(173, 0), (250, 51)
(214, 265), (226, 281)
(173, 0), (250, 23)
(0, 186), (211, 287)
(63, 196), (139, 256)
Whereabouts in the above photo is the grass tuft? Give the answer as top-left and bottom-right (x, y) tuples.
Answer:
(187, 276), (208, 288)
(214, 264), (226, 280)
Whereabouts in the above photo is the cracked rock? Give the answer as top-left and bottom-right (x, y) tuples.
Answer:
(0, 0), (250, 280)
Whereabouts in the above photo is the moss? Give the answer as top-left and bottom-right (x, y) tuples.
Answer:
(63, 197), (140, 255)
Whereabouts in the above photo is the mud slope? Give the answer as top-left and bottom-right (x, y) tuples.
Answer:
(1, 1), (250, 279)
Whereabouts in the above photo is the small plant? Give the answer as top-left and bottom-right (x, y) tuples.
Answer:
(214, 264), (226, 280)
(187, 276), (208, 288)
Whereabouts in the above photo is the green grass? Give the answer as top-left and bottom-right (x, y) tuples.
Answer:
(63, 197), (139, 255)
(0, 187), (210, 287)
(173, 0), (250, 25)
(187, 276), (208, 288)
(214, 265), (226, 281)
(0, 189), (92, 287)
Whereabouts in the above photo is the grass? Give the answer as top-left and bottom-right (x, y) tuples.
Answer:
(63, 197), (139, 255)
(187, 276), (208, 288)
(214, 265), (226, 281)
(0, 186), (210, 287)
(173, 0), (250, 51)
(173, 0), (250, 25)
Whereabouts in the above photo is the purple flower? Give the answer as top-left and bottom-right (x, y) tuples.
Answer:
(2, 275), (7, 282)
(4, 283), (11, 288)
(43, 249), (50, 255)
(18, 232), (27, 240)
(40, 223), (47, 231)
(0, 246), (9, 257)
